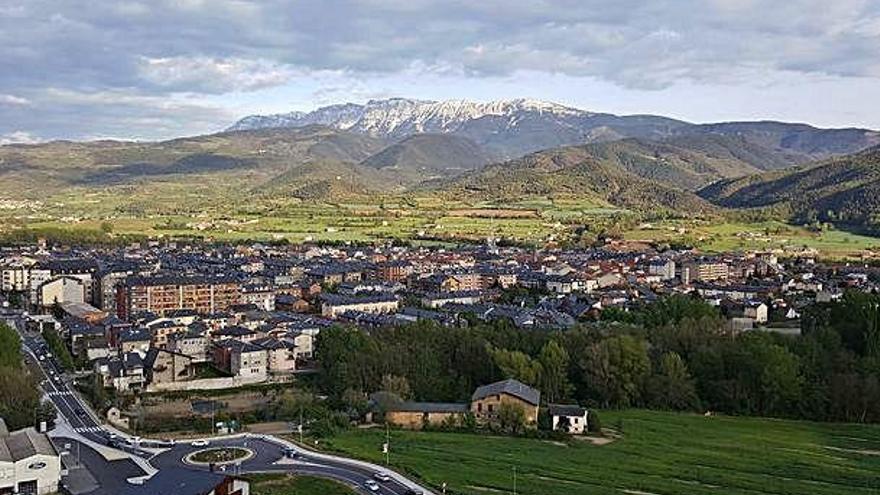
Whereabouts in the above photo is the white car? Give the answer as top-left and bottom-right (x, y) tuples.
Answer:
(190, 439), (210, 447)
(364, 480), (380, 492)
(373, 472), (391, 482)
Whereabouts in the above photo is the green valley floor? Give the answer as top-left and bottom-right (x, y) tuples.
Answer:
(319, 410), (880, 495)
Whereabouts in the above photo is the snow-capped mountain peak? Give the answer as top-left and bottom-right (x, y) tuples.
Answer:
(226, 97), (591, 136)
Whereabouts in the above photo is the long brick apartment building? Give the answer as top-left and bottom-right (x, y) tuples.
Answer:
(116, 275), (241, 319)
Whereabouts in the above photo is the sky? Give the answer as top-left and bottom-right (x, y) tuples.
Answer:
(1, 0), (880, 143)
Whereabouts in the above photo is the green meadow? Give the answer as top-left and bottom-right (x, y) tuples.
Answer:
(319, 410), (880, 495)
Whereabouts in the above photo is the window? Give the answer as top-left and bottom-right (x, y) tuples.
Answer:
(477, 403), (482, 413)
(488, 404), (494, 413)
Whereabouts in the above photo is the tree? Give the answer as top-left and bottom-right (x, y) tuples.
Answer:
(644, 352), (700, 411)
(577, 335), (649, 407)
(0, 367), (41, 430)
(380, 374), (413, 400)
(0, 323), (21, 370)
(495, 402), (527, 435)
(587, 410), (602, 434)
(491, 348), (542, 386)
(538, 340), (572, 403)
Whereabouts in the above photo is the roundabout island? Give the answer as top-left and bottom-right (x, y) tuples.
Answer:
(184, 447), (255, 466)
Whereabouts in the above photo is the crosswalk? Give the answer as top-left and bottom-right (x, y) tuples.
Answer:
(74, 426), (104, 433)
(46, 391), (74, 397)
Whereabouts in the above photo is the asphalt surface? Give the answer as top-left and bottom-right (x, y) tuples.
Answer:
(9, 310), (428, 495)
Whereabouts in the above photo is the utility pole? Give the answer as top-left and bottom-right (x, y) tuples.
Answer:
(299, 405), (304, 444)
(384, 422), (390, 466)
(512, 466), (517, 495)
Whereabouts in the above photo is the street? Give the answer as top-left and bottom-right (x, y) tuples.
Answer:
(8, 312), (430, 495)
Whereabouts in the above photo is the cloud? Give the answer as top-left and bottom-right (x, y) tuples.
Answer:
(0, 94), (30, 106)
(0, 0), (879, 139)
(137, 56), (295, 93)
(0, 131), (41, 145)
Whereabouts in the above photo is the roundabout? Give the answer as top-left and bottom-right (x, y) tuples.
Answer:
(184, 446), (255, 466)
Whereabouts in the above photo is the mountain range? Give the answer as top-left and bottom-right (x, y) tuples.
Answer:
(230, 98), (880, 162)
(2, 97), (879, 229)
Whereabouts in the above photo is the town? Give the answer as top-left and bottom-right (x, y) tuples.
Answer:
(1, 238), (845, 395)
(1, 233), (879, 495)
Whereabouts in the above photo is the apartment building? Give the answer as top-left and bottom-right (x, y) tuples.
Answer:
(116, 276), (241, 319)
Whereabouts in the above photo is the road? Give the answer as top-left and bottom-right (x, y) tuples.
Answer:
(8, 310), (430, 495)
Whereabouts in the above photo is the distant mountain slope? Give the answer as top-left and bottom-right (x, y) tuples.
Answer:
(574, 139), (765, 190)
(682, 122), (880, 163)
(230, 98), (879, 162)
(361, 134), (495, 183)
(659, 134), (806, 171)
(699, 145), (880, 227)
(0, 126), (389, 197)
(436, 144), (715, 213)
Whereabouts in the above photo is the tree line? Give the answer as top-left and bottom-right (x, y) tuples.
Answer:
(315, 293), (880, 423)
(0, 323), (55, 430)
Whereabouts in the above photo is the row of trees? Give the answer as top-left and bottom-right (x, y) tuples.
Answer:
(315, 293), (880, 423)
(0, 323), (54, 430)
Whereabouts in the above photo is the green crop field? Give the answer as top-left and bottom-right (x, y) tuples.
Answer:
(318, 410), (880, 495)
(246, 474), (356, 495)
(625, 219), (880, 258)
(2, 186), (879, 258)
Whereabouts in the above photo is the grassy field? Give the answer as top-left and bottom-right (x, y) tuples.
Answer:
(3, 188), (879, 257)
(625, 219), (880, 258)
(318, 410), (880, 495)
(245, 474), (356, 495)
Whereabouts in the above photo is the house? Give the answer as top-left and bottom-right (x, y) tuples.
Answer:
(0, 423), (62, 495)
(212, 339), (267, 382)
(648, 259), (676, 281)
(253, 337), (296, 373)
(421, 290), (486, 309)
(95, 352), (146, 392)
(743, 301), (769, 324)
(212, 325), (260, 343)
(117, 328), (152, 354)
(384, 402), (470, 429)
(168, 329), (210, 362)
(275, 295), (311, 313)
(36, 276), (86, 308)
(144, 348), (194, 386)
(320, 293), (399, 318)
(286, 330), (315, 359)
(147, 320), (186, 349)
(471, 379), (541, 425)
(548, 404), (589, 434)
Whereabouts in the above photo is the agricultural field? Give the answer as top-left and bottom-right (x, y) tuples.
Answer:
(245, 473), (356, 495)
(319, 410), (880, 495)
(625, 220), (880, 258)
(3, 188), (880, 258)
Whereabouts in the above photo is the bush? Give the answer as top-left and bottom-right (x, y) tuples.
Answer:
(588, 410), (602, 434)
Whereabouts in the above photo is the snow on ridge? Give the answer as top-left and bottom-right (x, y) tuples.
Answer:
(227, 98), (592, 135)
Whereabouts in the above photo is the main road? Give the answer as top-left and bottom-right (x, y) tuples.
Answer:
(9, 311), (432, 495)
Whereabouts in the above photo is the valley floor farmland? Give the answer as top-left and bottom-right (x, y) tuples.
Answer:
(319, 410), (880, 495)
(3, 189), (880, 258)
